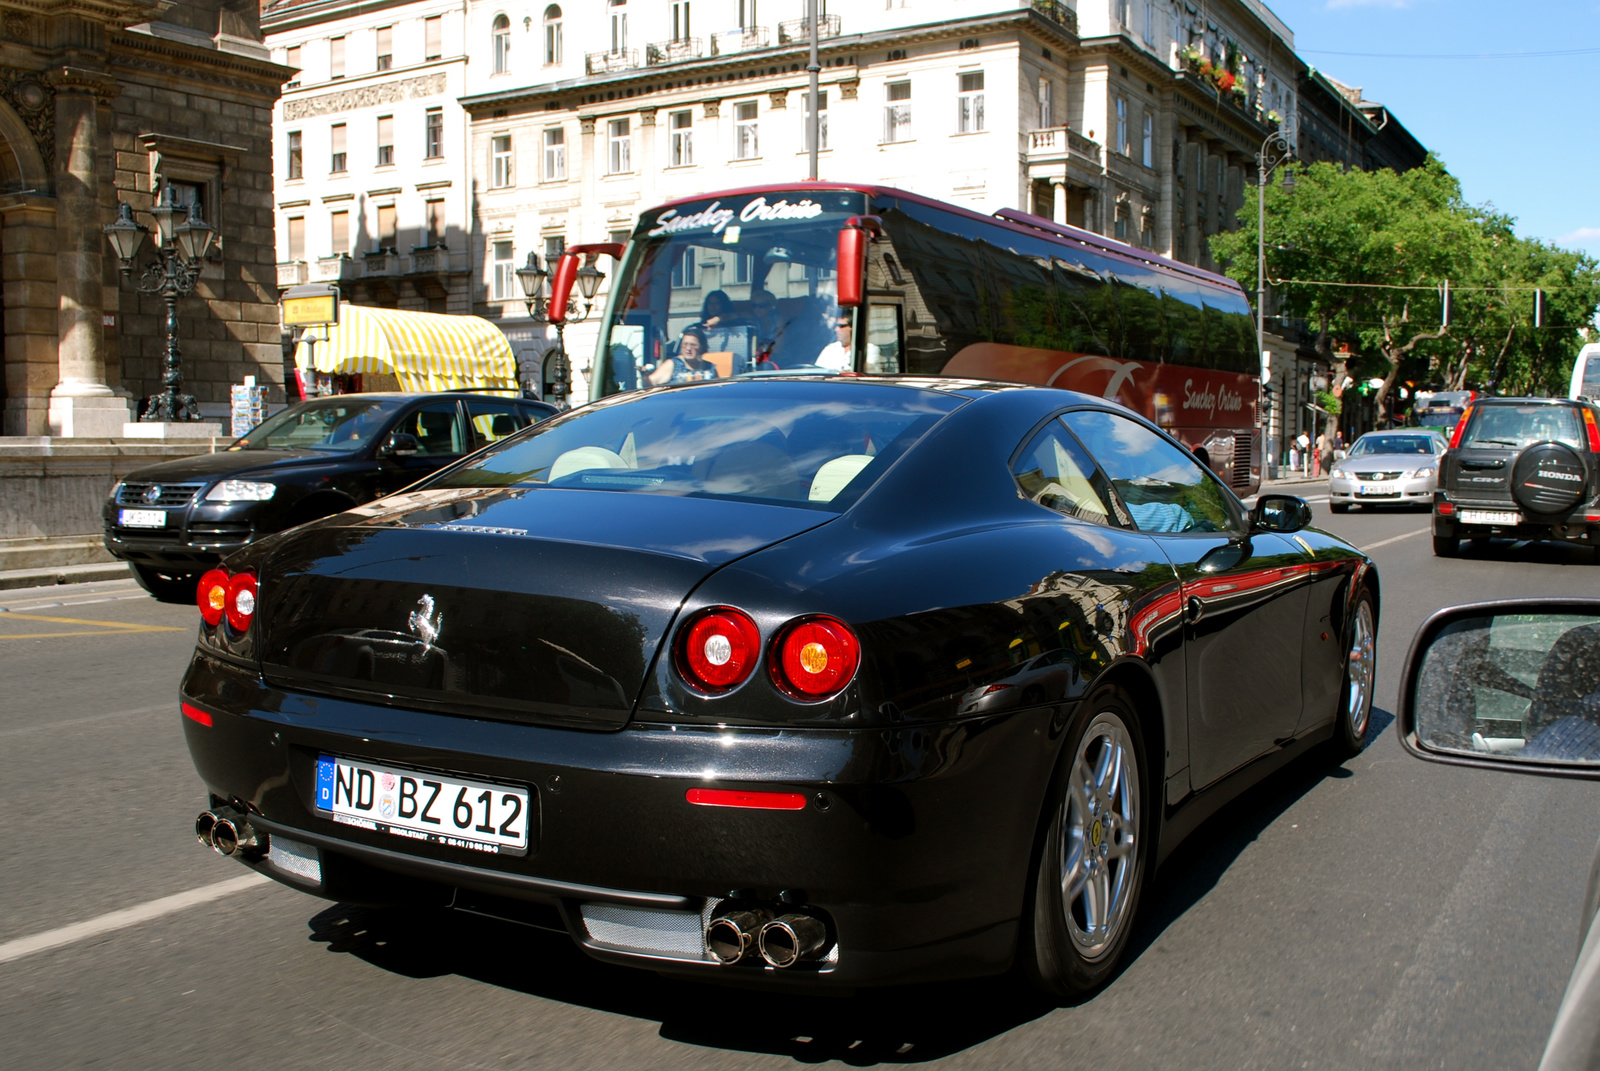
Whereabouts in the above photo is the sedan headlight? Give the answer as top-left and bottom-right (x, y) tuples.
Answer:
(1412, 465), (1437, 479)
(206, 479), (277, 502)
(1329, 466), (1347, 480)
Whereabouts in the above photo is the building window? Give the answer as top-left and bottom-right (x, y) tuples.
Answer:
(426, 199), (446, 246)
(376, 204), (396, 250)
(884, 80), (912, 142)
(734, 100), (759, 159)
(733, 251), (753, 283)
(544, 5), (563, 64)
(1115, 97), (1127, 155)
(544, 128), (566, 179)
(1140, 211), (1153, 249)
(803, 90), (828, 151)
(1142, 112), (1153, 167)
(425, 15), (442, 60)
(545, 235), (565, 267)
(609, 0), (627, 54)
(669, 109), (693, 166)
(956, 71), (985, 133)
(671, 0), (691, 40)
(1142, 1), (1155, 45)
(330, 35), (346, 79)
(607, 118), (631, 173)
(670, 246), (696, 288)
(491, 133), (513, 188)
(375, 25), (393, 70)
(329, 123), (347, 172)
(425, 108), (444, 159)
(285, 44), (301, 87)
(492, 14), (511, 73)
(1116, 0), (1130, 28)
(287, 216), (305, 260)
(376, 115), (394, 166)
(330, 209), (349, 254)
(1114, 205), (1129, 241)
(1038, 77), (1053, 128)
(492, 240), (516, 300)
(740, 0), (757, 27)
(286, 130), (303, 179)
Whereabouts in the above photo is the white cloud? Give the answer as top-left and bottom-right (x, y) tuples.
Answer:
(1557, 226), (1600, 248)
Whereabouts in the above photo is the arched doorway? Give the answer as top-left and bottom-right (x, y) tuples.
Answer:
(0, 91), (55, 434)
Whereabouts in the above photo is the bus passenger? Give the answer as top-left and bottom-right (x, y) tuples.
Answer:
(699, 290), (733, 328)
(815, 316), (882, 372)
(648, 326), (717, 385)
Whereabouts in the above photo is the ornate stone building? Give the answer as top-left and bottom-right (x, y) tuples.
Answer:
(0, 1), (287, 436)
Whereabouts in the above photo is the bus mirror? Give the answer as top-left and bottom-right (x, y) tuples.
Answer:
(547, 252), (581, 324)
(836, 216), (882, 308)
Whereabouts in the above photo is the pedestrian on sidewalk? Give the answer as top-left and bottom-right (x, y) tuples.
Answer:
(1313, 431), (1327, 478)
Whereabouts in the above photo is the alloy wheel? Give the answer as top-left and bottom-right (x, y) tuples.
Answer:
(1346, 598), (1376, 739)
(1059, 710), (1140, 961)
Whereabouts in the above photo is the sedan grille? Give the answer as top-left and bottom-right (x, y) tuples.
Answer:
(1353, 471), (1403, 481)
(117, 481), (203, 507)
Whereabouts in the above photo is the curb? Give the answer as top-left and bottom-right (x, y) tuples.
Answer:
(0, 562), (132, 591)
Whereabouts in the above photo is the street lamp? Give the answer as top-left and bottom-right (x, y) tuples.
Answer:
(1255, 129), (1295, 479)
(104, 187), (216, 422)
(514, 250), (606, 407)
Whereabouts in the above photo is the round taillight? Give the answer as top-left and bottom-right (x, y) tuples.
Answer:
(197, 568), (230, 627)
(773, 616), (860, 700)
(224, 572), (258, 632)
(678, 608), (762, 692)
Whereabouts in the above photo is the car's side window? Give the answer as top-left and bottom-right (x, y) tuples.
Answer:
(1062, 409), (1235, 534)
(393, 402), (465, 456)
(1012, 420), (1123, 527)
(465, 399), (534, 451)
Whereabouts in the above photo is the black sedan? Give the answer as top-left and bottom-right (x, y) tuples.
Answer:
(104, 392), (555, 600)
(180, 377), (1378, 996)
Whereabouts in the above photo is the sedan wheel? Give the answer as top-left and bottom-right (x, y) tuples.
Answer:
(1023, 686), (1147, 998)
(1331, 590), (1377, 758)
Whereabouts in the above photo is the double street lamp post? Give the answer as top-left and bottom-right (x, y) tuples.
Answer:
(1255, 130), (1296, 480)
(103, 186), (217, 422)
(514, 251), (605, 408)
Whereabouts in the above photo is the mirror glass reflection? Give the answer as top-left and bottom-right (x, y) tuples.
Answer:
(1414, 612), (1600, 763)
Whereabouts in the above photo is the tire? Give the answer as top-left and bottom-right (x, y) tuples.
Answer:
(130, 563), (199, 604)
(1329, 502), (1350, 514)
(1432, 535), (1458, 557)
(1329, 589), (1377, 759)
(1022, 685), (1149, 999)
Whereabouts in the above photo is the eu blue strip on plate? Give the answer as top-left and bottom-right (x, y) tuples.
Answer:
(315, 755), (336, 811)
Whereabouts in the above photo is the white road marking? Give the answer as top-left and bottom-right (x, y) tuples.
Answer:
(0, 873), (270, 965)
(1363, 528), (1430, 551)
(0, 703), (172, 739)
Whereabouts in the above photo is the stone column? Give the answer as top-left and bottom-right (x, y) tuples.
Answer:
(1155, 102), (1175, 257)
(47, 68), (128, 437)
(1, 194), (61, 436)
(577, 115), (597, 241)
(1052, 179), (1067, 225)
(1180, 140), (1201, 264)
(638, 109), (657, 207)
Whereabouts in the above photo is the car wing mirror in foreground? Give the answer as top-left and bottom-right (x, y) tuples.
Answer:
(1398, 598), (1600, 779)
(1251, 494), (1312, 534)
(381, 432), (420, 458)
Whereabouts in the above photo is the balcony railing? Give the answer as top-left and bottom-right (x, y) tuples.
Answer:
(363, 249), (398, 276)
(711, 26), (769, 55)
(276, 260), (308, 288)
(1027, 127), (1102, 166)
(646, 38), (704, 65)
(1030, 0), (1078, 34)
(313, 254), (355, 282)
(777, 14), (840, 45)
(585, 49), (640, 75)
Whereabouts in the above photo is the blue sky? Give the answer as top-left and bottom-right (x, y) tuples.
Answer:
(1271, 0), (1599, 257)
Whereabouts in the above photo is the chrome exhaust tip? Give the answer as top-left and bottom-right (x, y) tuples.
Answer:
(757, 912), (829, 969)
(706, 908), (771, 965)
(210, 814), (263, 858)
(195, 810), (219, 849)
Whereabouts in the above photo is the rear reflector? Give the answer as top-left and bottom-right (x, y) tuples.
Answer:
(181, 702), (213, 727)
(686, 787), (807, 810)
(1437, 502), (1455, 516)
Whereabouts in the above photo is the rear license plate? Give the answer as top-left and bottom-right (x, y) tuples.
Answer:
(1459, 509), (1521, 526)
(315, 754), (530, 855)
(118, 508), (166, 528)
(1358, 483), (1396, 495)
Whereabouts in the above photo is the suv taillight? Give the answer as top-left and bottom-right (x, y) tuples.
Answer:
(1449, 406), (1474, 449)
(1583, 408), (1600, 453)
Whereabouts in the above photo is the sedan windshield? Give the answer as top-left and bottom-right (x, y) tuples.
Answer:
(433, 381), (963, 511)
(232, 397), (402, 452)
(1461, 406), (1584, 450)
(1350, 435), (1439, 456)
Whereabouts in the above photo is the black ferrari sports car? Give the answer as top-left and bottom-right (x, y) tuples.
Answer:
(181, 376), (1378, 995)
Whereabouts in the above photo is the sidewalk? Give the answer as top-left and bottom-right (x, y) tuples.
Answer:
(0, 535), (129, 591)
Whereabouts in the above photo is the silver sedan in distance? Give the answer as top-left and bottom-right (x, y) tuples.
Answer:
(1328, 429), (1447, 513)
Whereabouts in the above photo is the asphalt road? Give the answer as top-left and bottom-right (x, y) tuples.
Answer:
(4, 499), (1600, 1071)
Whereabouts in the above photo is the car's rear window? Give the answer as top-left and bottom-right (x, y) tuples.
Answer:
(1461, 405), (1584, 450)
(432, 381), (964, 511)
(1350, 435), (1439, 456)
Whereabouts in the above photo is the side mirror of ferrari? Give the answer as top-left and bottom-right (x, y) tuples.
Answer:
(1399, 599), (1600, 780)
(1251, 494), (1311, 533)
(382, 432), (420, 458)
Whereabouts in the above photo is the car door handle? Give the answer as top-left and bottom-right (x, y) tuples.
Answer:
(1185, 596), (1203, 623)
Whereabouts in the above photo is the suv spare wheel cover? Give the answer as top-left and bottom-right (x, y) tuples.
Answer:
(1511, 441), (1587, 514)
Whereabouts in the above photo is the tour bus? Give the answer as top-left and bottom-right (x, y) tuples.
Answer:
(1572, 342), (1600, 402)
(1413, 389), (1475, 439)
(547, 184), (1262, 495)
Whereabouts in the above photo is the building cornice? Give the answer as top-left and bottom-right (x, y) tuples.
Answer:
(0, 0), (171, 27)
(262, 0), (437, 35)
(110, 24), (294, 97)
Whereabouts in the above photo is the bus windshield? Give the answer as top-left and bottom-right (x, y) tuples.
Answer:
(594, 190), (871, 395)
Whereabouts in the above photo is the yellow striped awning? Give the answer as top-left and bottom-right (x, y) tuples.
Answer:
(294, 305), (518, 393)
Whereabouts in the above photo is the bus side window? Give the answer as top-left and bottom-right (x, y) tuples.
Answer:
(866, 305), (902, 374)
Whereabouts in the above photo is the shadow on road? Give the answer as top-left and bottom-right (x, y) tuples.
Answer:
(303, 720), (1384, 1064)
(1456, 539), (1598, 567)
